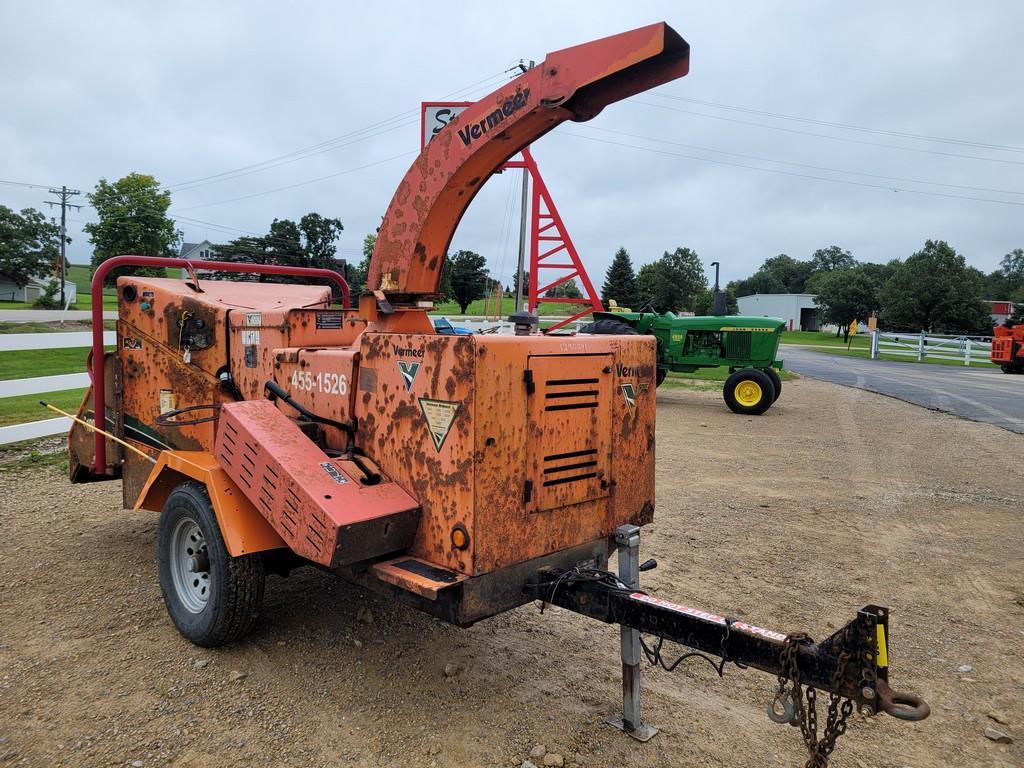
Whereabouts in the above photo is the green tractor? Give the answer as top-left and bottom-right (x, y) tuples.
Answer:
(581, 312), (786, 415)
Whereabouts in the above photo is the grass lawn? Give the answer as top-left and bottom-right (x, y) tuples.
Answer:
(660, 366), (795, 392)
(0, 264), (178, 312)
(0, 448), (67, 472)
(810, 345), (998, 369)
(0, 387), (85, 426)
(780, 330), (871, 350)
(0, 347), (101, 380)
(0, 320), (115, 333)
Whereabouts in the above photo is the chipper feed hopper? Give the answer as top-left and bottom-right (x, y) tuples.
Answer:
(66, 23), (928, 763)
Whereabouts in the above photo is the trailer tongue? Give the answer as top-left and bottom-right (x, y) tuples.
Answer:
(65, 21), (929, 766)
(528, 525), (928, 760)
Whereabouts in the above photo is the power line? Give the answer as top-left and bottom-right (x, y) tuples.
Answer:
(557, 130), (1024, 207)
(171, 151), (416, 212)
(0, 179), (60, 191)
(165, 72), (509, 193)
(578, 124), (1024, 197)
(649, 93), (1024, 153)
(634, 100), (1024, 166)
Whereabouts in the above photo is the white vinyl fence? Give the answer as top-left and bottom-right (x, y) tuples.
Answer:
(869, 330), (992, 366)
(0, 331), (114, 445)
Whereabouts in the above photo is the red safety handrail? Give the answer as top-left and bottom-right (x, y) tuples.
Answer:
(90, 255), (351, 474)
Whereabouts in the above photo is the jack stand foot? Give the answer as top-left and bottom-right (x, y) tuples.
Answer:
(605, 716), (659, 742)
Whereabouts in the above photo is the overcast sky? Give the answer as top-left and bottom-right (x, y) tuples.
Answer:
(2, 1), (1022, 290)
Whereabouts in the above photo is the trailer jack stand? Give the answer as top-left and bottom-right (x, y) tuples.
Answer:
(605, 525), (659, 742)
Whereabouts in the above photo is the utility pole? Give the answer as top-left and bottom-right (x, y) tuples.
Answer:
(45, 186), (82, 310)
(513, 59), (535, 314)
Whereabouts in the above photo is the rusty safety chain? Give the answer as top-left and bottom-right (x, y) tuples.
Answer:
(773, 630), (856, 768)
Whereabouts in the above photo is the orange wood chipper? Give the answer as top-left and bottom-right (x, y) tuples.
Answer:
(65, 22), (928, 760)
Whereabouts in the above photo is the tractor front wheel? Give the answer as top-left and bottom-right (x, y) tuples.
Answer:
(762, 367), (782, 402)
(157, 481), (265, 647)
(723, 369), (776, 415)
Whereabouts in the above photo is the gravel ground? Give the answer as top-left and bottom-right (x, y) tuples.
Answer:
(0, 378), (1021, 768)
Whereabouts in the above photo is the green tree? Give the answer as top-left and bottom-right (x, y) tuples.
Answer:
(730, 253), (813, 296)
(447, 250), (489, 313)
(343, 234), (374, 295)
(600, 247), (638, 308)
(545, 279), (583, 299)
(215, 213), (344, 293)
(879, 240), (991, 333)
(298, 213), (344, 267)
(813, 265), (884, 334)
(693, 286), (738, 315)
(635, 247), (706, 313)
(809, 245), (855, 274)
(85, 173), (181, 285)
(1000, 248), (1024, 286)
(0, 206), (61, 290)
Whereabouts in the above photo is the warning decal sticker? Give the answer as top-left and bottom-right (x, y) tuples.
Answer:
(417, 398), (460, 452)
(397, 360), (420, 392)
(620, 383), (636, 413)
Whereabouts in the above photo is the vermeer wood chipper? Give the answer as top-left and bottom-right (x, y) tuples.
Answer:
(66, 22), (928, 762)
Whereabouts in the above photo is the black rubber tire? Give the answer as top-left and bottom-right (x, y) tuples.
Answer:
(723, 368), (776, 415)
(762, 367), (783, 402)
(655, 368), (668, 387)
(578, 318), (639, 335)
(157, 481), (265, 647)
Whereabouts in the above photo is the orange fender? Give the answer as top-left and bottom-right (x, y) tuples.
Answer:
(134, 450), (286, 557)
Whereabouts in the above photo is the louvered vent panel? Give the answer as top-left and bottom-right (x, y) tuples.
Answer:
(526, 355), (612, 513)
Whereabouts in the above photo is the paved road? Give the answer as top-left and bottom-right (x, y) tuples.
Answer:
(782, 346), (1024, 435)
(0, 309), (118, 322)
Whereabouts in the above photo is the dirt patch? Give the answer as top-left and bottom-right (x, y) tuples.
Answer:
(0, 378), (1021, 767)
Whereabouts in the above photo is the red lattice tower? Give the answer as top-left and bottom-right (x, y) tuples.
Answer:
(422, 103), (603, 332)
(515, 147), (603, 331)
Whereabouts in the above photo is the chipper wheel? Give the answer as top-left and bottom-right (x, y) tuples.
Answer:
(156, 481), (265, 647)
(723, 368), (776, 415)
(761, 367), (782, 402)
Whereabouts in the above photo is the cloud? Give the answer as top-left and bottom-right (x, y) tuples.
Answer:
(2, 0), (1021, 288)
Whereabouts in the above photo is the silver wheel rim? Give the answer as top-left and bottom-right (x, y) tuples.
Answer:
(169, 516), (211, 613)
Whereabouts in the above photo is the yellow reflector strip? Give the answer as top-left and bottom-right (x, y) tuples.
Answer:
(876, 624), (888, 668)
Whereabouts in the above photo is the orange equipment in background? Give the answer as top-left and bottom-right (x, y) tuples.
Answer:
(992, 320), (1024, 373)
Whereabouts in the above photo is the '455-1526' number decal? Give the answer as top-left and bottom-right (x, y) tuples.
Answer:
(290, 370), (348, 396)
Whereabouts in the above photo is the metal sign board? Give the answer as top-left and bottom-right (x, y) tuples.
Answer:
(421, 102), (471, 148)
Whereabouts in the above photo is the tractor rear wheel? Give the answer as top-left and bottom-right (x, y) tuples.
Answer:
(579, 319), (639, 335)
(157, 481), (265, 647)
(723, 368), (775, 415)
(762, 367), (782, 402)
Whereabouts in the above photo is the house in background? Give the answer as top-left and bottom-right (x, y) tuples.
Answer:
(179, 240), (217, 278)
(0, 273), (76, 304)
(990, 300), (1015, 326)
(737, 293), (820, 332)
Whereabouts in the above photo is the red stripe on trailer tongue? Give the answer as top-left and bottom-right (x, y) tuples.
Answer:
(629, 592), (788, 642)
